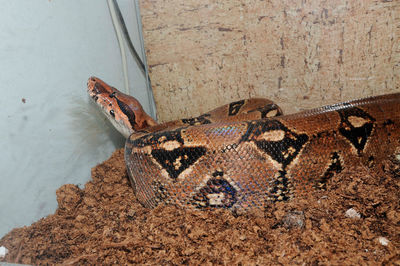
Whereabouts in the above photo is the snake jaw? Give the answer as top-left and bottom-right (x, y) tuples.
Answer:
(87, 77), (157, 138)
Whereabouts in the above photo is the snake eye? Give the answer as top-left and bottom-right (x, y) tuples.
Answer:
(110, 110), (115, 117)
(109, 92), (116, 98)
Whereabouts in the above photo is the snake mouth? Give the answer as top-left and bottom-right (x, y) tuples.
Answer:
(87, 76), (110, 101)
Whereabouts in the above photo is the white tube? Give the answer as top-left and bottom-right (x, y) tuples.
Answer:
(107, 0), (130, 95)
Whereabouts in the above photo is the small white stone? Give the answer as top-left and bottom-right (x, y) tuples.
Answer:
(283, 211), (305, 229)
(378, 236), (389, 246)
(345, 208), (361, 219)
(0, 246), (8, 258)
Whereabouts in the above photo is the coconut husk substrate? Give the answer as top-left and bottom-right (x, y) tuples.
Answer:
(1, 149), (399, 265)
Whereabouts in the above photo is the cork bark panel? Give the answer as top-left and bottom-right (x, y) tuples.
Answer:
(140, 0), (399, 122)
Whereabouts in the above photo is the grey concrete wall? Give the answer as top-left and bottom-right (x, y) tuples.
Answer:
(0, 0), (149, 238)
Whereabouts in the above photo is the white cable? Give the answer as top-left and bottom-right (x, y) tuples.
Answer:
(107, 0), (130, 95)
(134, 0), (157, 119)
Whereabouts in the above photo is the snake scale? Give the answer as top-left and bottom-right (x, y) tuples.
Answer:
(88, 77), (400, 210)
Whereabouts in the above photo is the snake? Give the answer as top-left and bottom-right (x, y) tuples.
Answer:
(87, 77), (400, 210)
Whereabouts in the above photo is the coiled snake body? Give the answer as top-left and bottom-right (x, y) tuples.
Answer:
(88, 77), (400, 210)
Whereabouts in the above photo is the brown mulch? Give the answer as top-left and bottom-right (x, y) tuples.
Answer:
(1, 149), (399, 265)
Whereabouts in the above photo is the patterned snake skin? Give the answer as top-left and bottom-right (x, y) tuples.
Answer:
(88, 77), (400, 210)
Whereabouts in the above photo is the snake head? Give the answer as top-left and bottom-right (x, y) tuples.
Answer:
(87, 77), (157, 138)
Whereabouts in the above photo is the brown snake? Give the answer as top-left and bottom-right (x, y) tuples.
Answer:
(87, 77), (400, 210)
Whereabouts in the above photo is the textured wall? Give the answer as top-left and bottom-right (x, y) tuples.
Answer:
(140, 0), (399, 122)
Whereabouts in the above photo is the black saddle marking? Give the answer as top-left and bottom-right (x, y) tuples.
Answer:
(228, 100), (245, 116)
(268, 170), (292, 201)
(337, 107), (375, 154)
(131, 127), (186, 147)
(151, 147), (207, 180)
(316, 152), (343, 190)
(241, 119), (309, 169)
(181, 113), (212, 126)
(247, 103), (283, 118)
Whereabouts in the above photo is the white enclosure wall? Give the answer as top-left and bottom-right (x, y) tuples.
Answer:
(0, 0), (150, 238)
